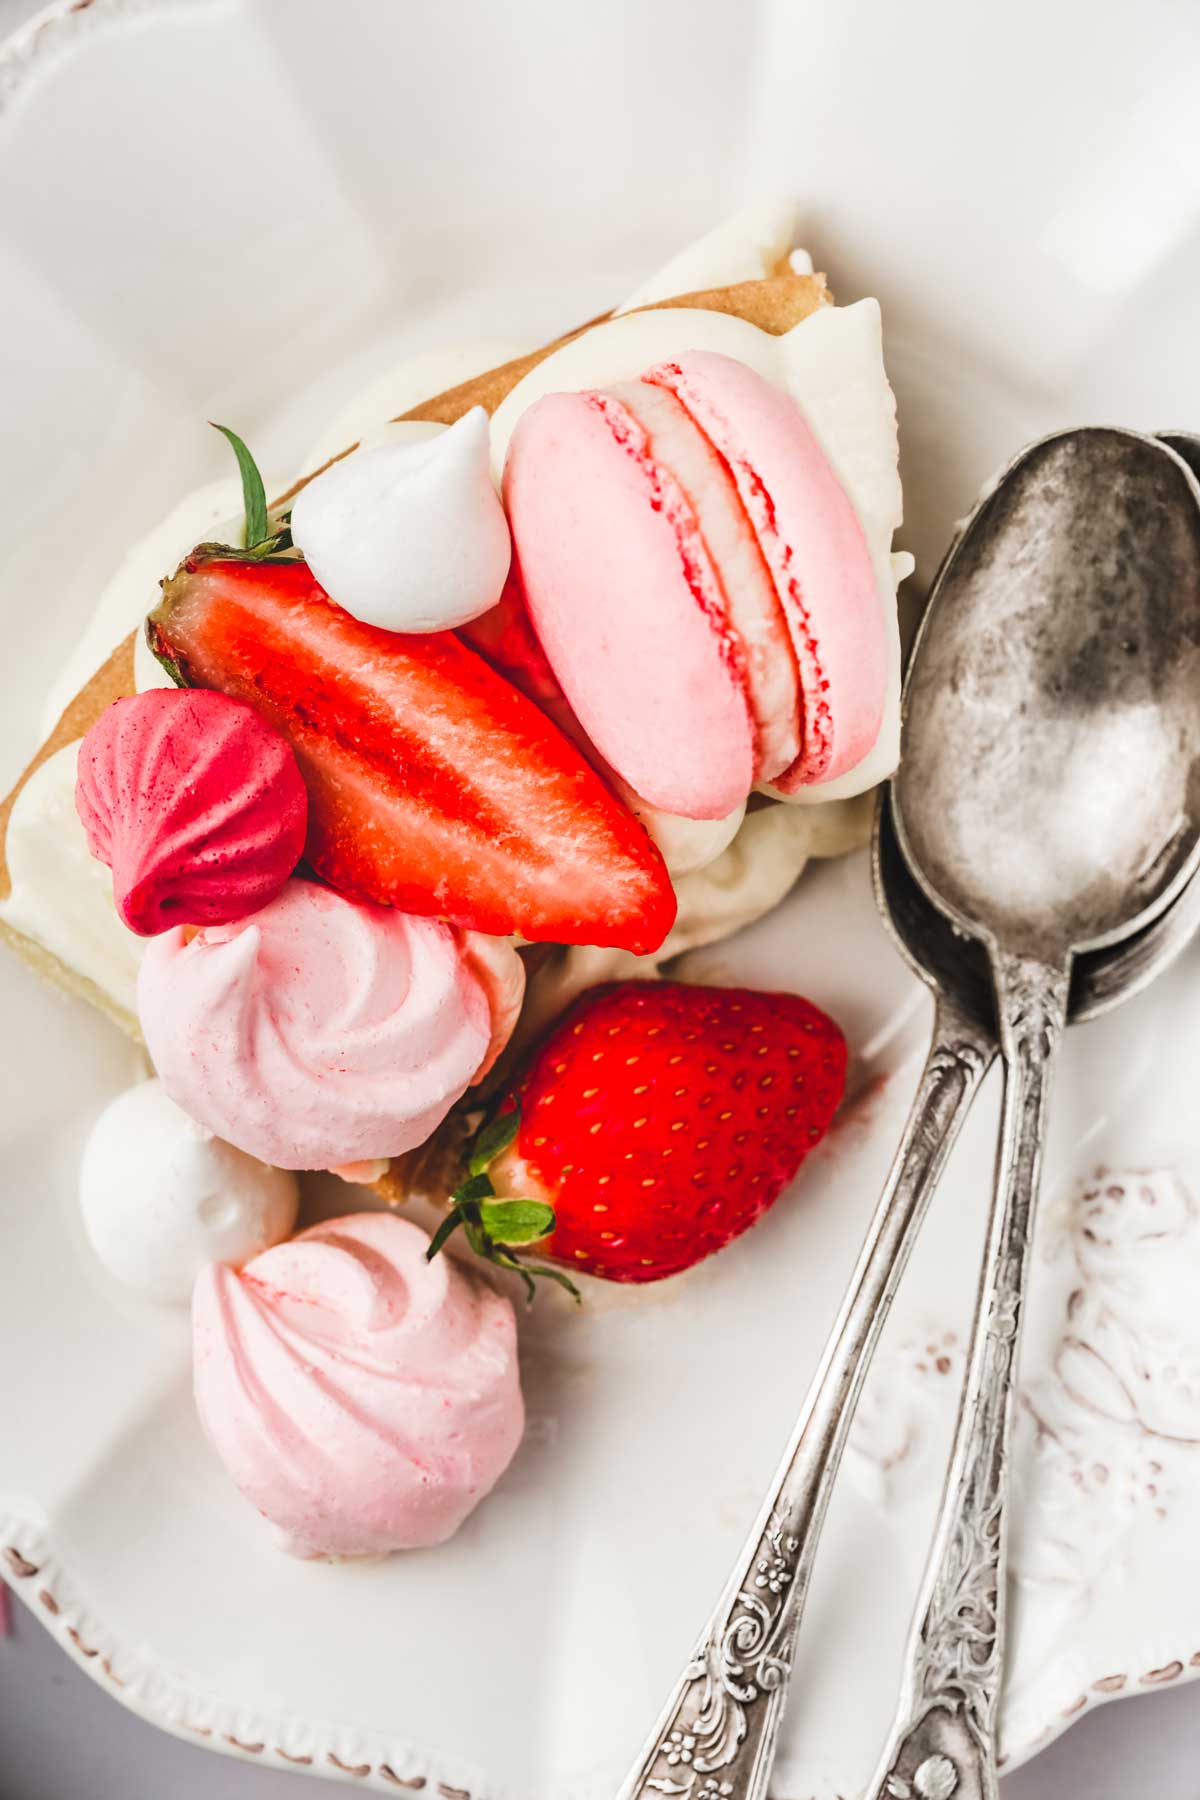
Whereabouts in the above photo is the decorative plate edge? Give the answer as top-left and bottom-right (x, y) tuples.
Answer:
(6, 1509), (1200, 1800)
(0, 1508), (504, 1797)
(0, 0), (226, 118)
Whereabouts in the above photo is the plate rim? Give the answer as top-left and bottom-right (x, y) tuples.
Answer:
(10, 1431), (1200, 1796)
(1, 1501), (500, 1794)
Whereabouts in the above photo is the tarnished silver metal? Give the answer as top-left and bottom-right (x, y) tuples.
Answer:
(871, 954), (1068, 1800)
(871, 427), (1200, 1800)
(617, 985), (994, 1800)
(618, 428), (1200, 1800)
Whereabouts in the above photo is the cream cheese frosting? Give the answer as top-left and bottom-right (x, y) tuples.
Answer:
(0, 741), (144, 1017)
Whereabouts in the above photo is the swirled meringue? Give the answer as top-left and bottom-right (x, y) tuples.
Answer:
(459, 929), (526, 1078)
(75, 689), (307, 935)
(193, 1212), (524, 1556)
(138, 879), (491, 1169)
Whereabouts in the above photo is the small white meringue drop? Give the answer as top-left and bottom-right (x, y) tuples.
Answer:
(290, 407), (511, 633)
(80, 1079), (299, 1305)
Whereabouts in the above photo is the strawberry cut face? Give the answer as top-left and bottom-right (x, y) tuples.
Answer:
(149, 554), (676, 952)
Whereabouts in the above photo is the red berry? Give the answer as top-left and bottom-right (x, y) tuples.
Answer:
(459, 566), (562, 708)
(491, 980), (846, 1282)
(149, 553), (676, 952)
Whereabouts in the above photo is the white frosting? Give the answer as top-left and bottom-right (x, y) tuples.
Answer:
(619, 788), (747, 878)
(0, 742), (144, 1016)
(80, 1077), (298, 1305)
(616, 199), (800, 314)
(42, 478), (253, 734)
(491, 299), (904, 802)
(300, 337), (531, 471)
(290, 408), (510, 633)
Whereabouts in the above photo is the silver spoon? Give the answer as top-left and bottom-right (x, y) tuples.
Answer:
(871, 425), (1200, 1800)
(617, 428), (1200, 1800)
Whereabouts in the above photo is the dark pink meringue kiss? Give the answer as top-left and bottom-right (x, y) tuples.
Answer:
(75, 688), (307, 935)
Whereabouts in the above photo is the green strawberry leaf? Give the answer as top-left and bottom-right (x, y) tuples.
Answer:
(454, 1170), (496, 1207)
(488, 1248), (580, 1303)
(468, 1104), (520, 1176)
(463, 1219), (490, 1260)
(478, 1199), (556, 1246)
(245, 515), (294, 561)
(210, 422), (270, 550)
(490, 1248), (539, 1305)
(517, 1261), (581, 1301)
(424, 1104), (578, 1303)
(425, 1208), (466, 1261)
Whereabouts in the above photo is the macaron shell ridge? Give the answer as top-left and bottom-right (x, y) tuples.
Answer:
(645, 350), (888, 787)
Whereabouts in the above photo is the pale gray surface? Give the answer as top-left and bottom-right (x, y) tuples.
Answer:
(5, 1584), (1200, 1800)
(3, 1), (1200, 1797)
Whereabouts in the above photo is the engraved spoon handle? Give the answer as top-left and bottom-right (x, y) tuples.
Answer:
(870, 952), (1069, 1800)
(617, 994), (997, 1800)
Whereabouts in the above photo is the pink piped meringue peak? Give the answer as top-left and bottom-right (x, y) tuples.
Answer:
(138, 878), (494, 1170)
(193, 1212), (524, 1556)
(75, 688), (307, 935)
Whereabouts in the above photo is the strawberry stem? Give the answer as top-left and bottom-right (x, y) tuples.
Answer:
(210, 422), (269, 549)
(209, 424), (294, 560)
(424, 1103), (580, 1303)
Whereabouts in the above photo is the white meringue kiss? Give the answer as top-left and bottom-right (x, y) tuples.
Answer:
(80, 1078), (298, 1305)
(290, 408), (511, 633)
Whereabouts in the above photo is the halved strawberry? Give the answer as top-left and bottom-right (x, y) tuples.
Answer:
(430, 978), (847, 1289)
(149, 553), (676, 952)
(458, 567), (562, 708)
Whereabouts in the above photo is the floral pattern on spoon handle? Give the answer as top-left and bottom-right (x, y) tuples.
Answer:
(620, 996), (997, 1800)
(870, 954), (1070, 1800)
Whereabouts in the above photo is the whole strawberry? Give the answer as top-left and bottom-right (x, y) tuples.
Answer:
(428, 980), (846, 1290)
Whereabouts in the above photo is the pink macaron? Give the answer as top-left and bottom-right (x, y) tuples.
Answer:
(503, 351), (886, 819)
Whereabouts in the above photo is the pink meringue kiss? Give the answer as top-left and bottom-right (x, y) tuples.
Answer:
(459, 928), (526, 1078)
(138, 878), (492, 1169)
(193, 1213), (524, 1556)
(75, 688), (307, 936)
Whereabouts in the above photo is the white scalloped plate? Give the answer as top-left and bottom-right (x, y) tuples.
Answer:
(3, 3), (1200, 1798)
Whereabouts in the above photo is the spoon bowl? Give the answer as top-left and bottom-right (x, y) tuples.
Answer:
(874, 783), (1200, 1030)
(896, 427), (1200, 961)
